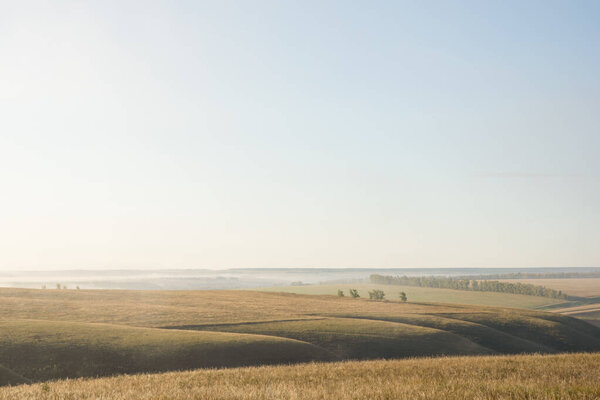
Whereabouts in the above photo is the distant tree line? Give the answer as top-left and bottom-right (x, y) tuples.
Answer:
(456, 271), (600, 280)
(370, 274), (568, 299)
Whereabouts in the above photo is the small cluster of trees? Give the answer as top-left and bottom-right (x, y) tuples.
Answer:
(338, 289), (361, 298)
(41, 284), (81, 290)
(370, 274), (567, 299)
(338, 288), (407, 302)
(368, 289), (385, 300)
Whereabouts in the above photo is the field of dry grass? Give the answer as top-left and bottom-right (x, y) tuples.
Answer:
(1, 287), (599, 387)
(2, 353), (600, 400)
(0, 288), (579, 328)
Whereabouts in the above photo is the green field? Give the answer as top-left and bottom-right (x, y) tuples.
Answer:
(3, 353), (600, 399)
(258, 283), (573, 309)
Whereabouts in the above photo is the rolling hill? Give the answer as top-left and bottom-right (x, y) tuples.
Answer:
(0, 319), (332, 382)
(1, 287), (599, 385)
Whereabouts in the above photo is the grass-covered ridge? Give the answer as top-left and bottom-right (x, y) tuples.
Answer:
(3, 353), (600, 400)
(0, 319), (332, 382)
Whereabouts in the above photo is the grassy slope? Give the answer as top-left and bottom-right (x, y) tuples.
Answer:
(0, 320), (332, 382)
(1, 288), (599, 384)
(195, 318), (492, 359)
(3, 353), (600, 400)
(258, 283), (572, 309)
(0, 365), (29, 387)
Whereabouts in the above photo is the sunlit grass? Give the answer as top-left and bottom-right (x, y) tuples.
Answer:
(2, 353), (600, 400)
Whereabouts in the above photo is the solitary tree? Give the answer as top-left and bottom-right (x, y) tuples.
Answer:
(399, 291), (407, 302)
(349, 289), (360, 298)
(337, 289), (345, 297)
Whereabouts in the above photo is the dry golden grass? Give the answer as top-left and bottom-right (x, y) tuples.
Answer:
(0, 288), (583, 328)
(0, 288), (455, 327)
(1, 288), (599, 385)
(2, 353), (600, 400)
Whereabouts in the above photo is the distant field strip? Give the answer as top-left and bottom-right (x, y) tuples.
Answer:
(551, 304), (600, 322)
(500, 278), (600, 298)
(3, 353), (600, 400)
(259, 283), (571, 309)
(552, 304), (600, 314)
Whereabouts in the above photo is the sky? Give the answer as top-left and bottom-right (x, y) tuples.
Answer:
(1, 0), (599, 270)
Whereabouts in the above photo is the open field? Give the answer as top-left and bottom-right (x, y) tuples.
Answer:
(3, 353), (600, 400)
(258, 283), (573, 309)
(499, 278), (600, 298)
(0, 288), (600, 381)
(1, 287), (599, 385)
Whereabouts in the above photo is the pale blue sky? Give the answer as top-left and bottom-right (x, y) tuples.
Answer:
(1, 1), (599, 269)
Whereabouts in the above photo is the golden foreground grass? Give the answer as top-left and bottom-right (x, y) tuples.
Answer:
(2, 353), (600, 400)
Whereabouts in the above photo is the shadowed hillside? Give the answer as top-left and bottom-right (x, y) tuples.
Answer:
(0, 365), (29, 387)
(0, 320), (332, 382)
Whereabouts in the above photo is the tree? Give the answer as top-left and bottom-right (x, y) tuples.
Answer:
(399, 291), (407, 302)
(337, 289), (345, 297)
(349, 289), (360, 298)
(368, 289), (385, 300)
